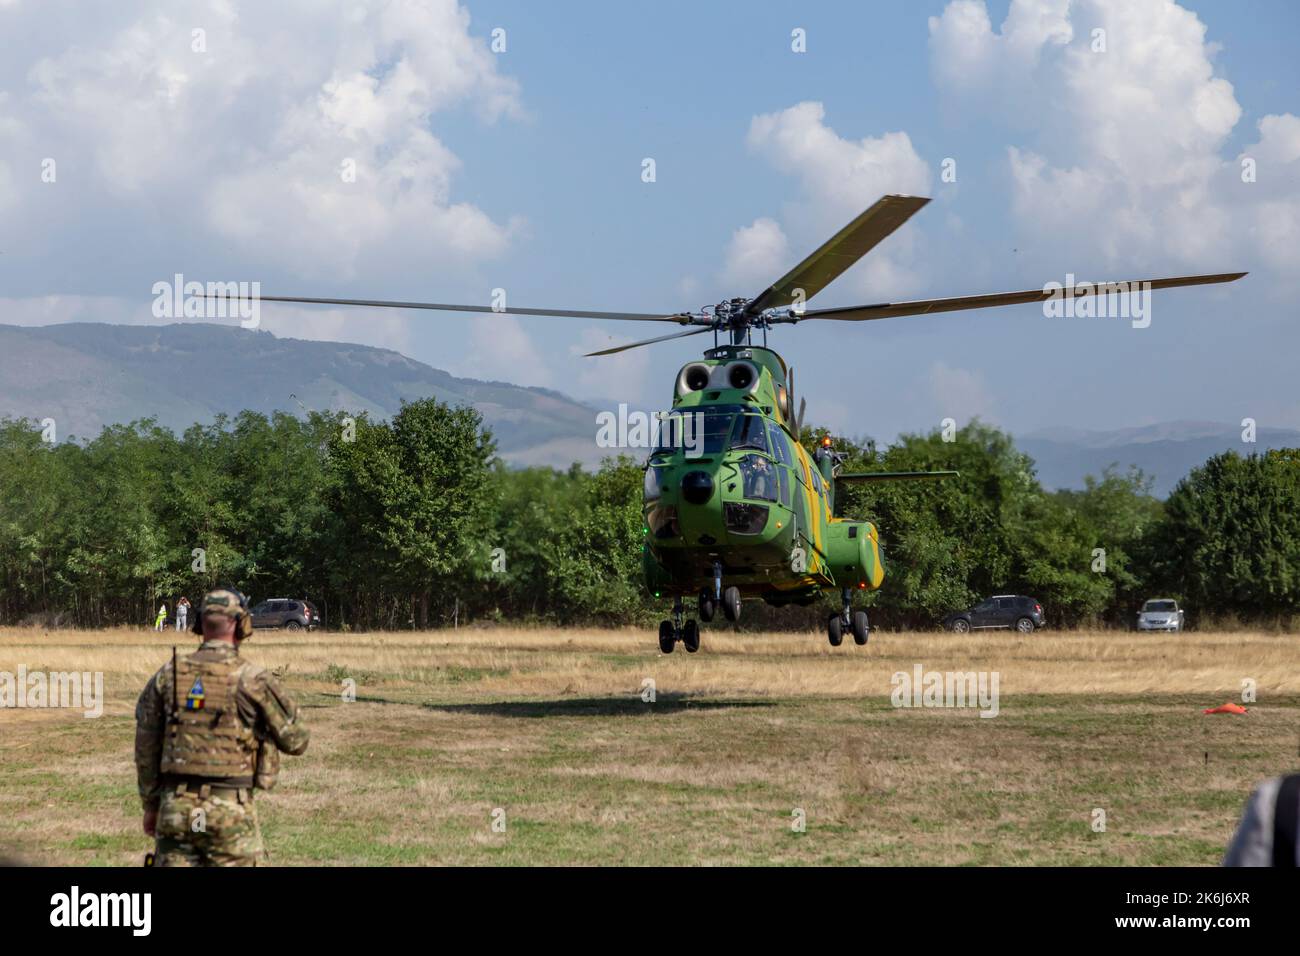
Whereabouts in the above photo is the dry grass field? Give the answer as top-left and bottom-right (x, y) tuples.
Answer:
(2, 625), (1297, 866)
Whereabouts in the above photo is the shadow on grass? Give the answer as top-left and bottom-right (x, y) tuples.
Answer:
(417, 694), (779, 718)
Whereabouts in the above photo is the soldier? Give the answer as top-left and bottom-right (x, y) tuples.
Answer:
(1224, 773), (1300, 866)
(134, 588), (309, 866)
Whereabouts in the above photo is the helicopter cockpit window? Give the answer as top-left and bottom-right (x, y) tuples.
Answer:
(655, 405), (740, 457)
(643, 465), (666, 501)
(738, 454), (777, 502)
(771, 430), (794, 468)
(728, 414), (770, 454)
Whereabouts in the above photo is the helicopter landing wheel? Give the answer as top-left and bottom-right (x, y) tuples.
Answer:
(851, 610), (869, 645)
(682, 619), (700, 653)
(827, 614), (844, 647)
(722, 586), (742, 623)
(698, 590), (716, 623)
(658, 620), (676, 654)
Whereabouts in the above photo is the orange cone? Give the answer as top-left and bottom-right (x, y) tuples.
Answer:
(1203, 702), (1248, 715)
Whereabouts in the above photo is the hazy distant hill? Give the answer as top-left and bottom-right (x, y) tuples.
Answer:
(0, 323), (604, 468)
(1017, 421), (1300, 497)
(4, 324), (1294, 491)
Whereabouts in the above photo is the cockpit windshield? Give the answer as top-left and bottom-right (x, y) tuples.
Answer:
(654, 404), (742, 457)
(728, 414), (770, 454)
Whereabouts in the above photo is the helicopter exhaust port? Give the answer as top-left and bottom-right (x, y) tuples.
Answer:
(680, 470), (713, 505)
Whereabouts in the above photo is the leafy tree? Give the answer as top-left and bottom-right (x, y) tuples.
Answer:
(1151, 449), (1300, 620)
(0, 404), (1295, 631)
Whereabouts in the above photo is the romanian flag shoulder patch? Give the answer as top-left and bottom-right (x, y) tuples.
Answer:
(184, 676), (206, 711)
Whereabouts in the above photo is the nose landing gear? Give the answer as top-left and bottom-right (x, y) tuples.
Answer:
(657, 574), (745, 654)
(827, 587), (869, 648)
(658, 597), (702, 654)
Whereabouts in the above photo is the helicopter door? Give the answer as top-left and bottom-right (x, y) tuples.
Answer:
(769, 427), (795, 510)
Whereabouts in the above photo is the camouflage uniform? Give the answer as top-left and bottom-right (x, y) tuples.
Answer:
(134, 590), (309, 866)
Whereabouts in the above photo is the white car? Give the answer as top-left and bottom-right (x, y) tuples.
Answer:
(1137, 599), (1184, 632)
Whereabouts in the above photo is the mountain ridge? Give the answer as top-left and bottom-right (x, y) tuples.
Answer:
(0, 322), (605, 468)
(3, 322), (1295, 492)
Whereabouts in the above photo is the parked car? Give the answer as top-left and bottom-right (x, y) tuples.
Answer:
(1136, 598), (1184, 632)
(250, 598), (321, 631)
(944, 595), (1044, 634)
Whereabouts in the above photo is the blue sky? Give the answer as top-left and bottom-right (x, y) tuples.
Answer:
(2, 0), (1297, 444)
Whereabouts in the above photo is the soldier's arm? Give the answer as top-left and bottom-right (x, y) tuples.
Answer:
(241, 667), (310, 755)
(1223, 778), (1279, 867)
(133, 668), (168, 811)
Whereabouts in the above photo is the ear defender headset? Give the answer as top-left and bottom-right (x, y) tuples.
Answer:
(191, 587), (254, 640)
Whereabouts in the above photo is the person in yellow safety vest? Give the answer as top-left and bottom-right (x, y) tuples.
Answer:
(154, 603), (167, 632)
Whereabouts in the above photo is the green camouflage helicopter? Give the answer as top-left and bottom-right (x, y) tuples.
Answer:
(232, 194), (1245, 653)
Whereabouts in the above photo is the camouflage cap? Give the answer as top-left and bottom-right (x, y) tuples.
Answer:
(199, 589), (246, 619)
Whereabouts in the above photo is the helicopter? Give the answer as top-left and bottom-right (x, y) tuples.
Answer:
(219, 194), (1245, 652)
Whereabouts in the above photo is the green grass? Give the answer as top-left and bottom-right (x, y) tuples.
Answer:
(2, 627), (1295, 865)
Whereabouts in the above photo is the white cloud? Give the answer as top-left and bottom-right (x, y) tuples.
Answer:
(747, 102), (931, 214)
(928, 0), (1072, 101)
(2, 0), (522, 285)
(721, 217), (789, 291)
(738, 101), (932, 301)
(930, 0), (1300, 281)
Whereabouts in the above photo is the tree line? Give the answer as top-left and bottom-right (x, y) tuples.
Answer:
(0, 403), (1296, 630)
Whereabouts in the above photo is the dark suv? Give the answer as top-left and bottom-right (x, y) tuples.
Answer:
(250, 598), (321, 631)
(944, 595), (1044, 633)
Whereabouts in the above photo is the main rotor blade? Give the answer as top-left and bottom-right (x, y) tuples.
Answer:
(585, 326), (713, 356)
(746, 194), (931, 315)
(799, 272), (1247, 322)
(207, 294), (688, 323)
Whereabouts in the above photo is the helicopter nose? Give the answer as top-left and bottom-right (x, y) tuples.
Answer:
(680, 470), (713, 505)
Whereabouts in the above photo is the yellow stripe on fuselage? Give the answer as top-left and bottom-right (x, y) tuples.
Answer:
(792, 441), (824, 566)
(869, 534), (885, 588)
